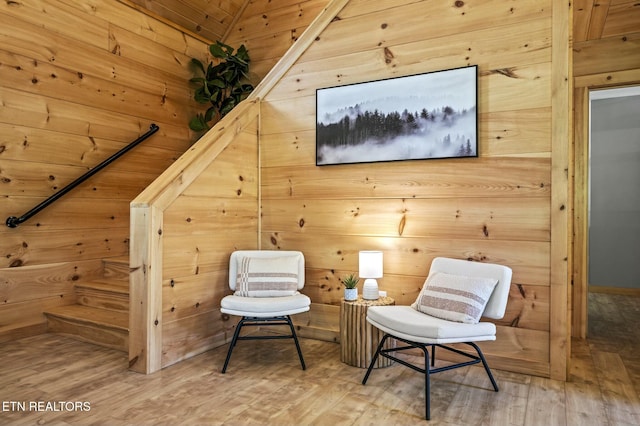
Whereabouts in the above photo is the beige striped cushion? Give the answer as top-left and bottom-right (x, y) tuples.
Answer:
(235, 255), (299, 297)
(411, 272), (498, 324)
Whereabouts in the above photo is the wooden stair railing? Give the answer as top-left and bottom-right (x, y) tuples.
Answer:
(129, 99), (261, 374)
(127, 0), (352, 375)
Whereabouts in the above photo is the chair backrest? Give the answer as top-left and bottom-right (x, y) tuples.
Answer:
(428, 257), (512, 320)
(229, 250), (305, 291)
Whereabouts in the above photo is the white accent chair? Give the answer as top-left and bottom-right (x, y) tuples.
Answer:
(220, 250), (310, 373)
(362, 257), (512, 420)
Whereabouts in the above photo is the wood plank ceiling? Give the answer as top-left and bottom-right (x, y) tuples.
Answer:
(574, 0), (640, 41)
(122, 0), (248, 43)
(125, 0), (638, 47)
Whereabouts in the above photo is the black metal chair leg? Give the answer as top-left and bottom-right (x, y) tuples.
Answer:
(468, 342), (499, 391)
(423, 344), (431, 420)
(285, 315), (306, 370)
(221, 316), (245, 373)
(362, 334), (390, 385)
(222, 316), (307, 373)
(431, 344), (436, 367)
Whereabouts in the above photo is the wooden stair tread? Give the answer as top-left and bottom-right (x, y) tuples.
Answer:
(103, 255), (129, 264)
(45, 305), (128, 331)
(44, 256), (130, 351)
(75, 280), (129, 294)
(102, 256), (130, 281)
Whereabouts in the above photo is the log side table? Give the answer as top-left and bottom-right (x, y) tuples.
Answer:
(340, 295), (395, 368)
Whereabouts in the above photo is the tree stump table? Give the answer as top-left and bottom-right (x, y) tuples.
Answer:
(340, 296), (395, 368)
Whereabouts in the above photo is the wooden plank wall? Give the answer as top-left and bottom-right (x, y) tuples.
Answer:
(259, 0), (571, 379)
(159, 114), (260, 369)
(0, 0), (576, 381)
(127, 0), (345, 374)
(0, 0), (207, 342)
(226, 0), (332, 83)
(128, 99), (261, 373)
(571, 0), (640, 337)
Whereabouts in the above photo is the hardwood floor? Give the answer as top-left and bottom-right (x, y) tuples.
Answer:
(1, 292), (639, 425)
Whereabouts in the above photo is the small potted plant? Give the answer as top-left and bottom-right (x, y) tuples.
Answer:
(342, 273), (359, 301)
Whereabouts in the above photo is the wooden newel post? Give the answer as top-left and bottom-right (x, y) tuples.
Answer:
(340, 296), (395, 368)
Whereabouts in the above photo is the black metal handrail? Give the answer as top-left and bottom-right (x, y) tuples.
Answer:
(6, 124), (160, 228)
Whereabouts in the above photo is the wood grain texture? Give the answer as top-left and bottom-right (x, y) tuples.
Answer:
(129, 100), (260, 373)
(262, 197), (550, 241)
(602, 1), (640, 38)
(261, 157), (551, 199)
(340, 296), (395, 368)
(257, 0), (567, 380)
(161, 270), (227, 321)
(0, 0), (203, 343)
(573, 33), (640, 77)
(571, 0), (640, 358)
(226, 0), (332, 82)
(302, 0), (551, 63)
(45, 304), (129, 351)
(549, 0), (571, 381)
(2, 0), (632, 384)
(3, 294), (638, 425)
(0, 259), (103, 303)
(122, 0), (246, 42)
(572, 88), (589, 339)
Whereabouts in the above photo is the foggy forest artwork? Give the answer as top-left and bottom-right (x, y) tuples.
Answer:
(316, 66), (477, 166)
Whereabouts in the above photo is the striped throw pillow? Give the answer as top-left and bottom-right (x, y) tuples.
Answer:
(411, 272), (498, 324)
(235, 255), (300, 297)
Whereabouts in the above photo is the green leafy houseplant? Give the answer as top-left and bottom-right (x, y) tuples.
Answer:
(189, 41), (254, 132)
(342, 273), (360, 289)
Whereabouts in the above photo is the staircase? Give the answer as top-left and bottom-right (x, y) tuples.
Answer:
(44, 257), (129, 352)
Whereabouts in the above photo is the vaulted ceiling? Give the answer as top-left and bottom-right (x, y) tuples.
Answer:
(574, 0), (640, 41)
(124, 0), (248, 43)
(126, 0), (638, 46)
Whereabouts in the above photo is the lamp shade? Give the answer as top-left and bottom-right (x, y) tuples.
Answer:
(359, 251), (383, 278)
(359, 251), (383, 300)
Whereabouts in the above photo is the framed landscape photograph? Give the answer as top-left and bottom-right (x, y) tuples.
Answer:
(316, 65), (478, 166)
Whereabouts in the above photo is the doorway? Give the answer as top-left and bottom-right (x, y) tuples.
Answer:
(573, 85), (640, 339)
(572, 85), (640, 339)
(588, 87), (640, 292)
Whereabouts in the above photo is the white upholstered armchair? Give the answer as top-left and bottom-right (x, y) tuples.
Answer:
(362, 257), (512, 420)
(220, 250), (310, 373)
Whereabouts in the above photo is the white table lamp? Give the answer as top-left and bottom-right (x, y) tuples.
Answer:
(359, 251), (383, 300)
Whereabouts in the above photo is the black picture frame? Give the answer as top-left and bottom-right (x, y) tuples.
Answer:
(316, 65), (478, 166)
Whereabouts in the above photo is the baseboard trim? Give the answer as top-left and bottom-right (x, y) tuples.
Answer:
(589, 285), (640, 297)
